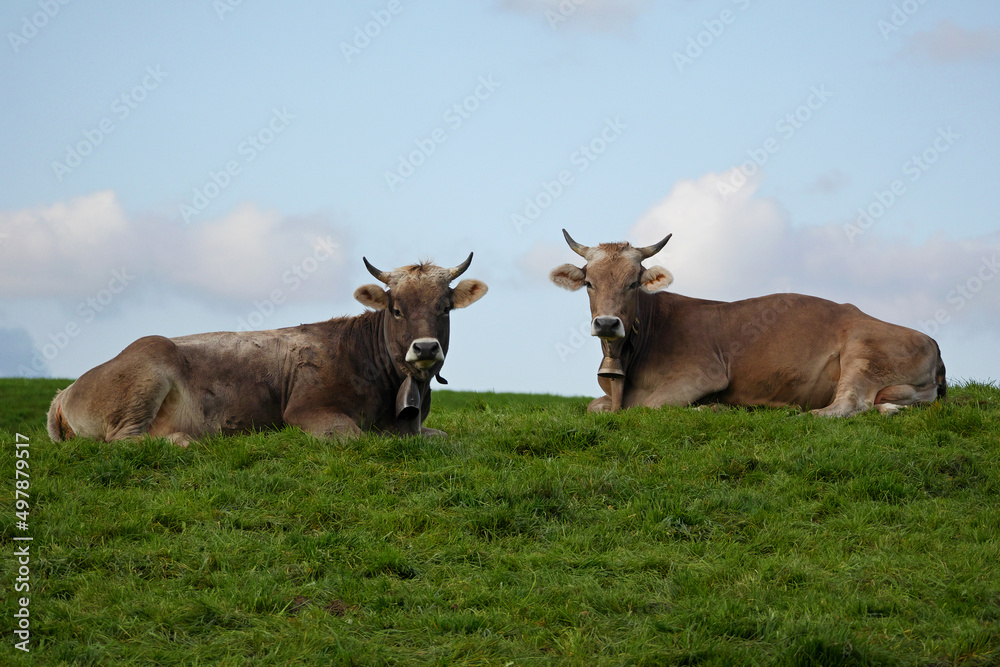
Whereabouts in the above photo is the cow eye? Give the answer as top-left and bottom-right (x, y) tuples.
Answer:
(392, 307), (404, 319)
(584, 281), (593, 289)
(628, 281), (639, 290)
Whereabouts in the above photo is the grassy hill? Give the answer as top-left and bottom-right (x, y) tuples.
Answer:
(1, 377), (999, 665)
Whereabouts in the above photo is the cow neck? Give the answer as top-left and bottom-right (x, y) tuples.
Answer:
(350, 310), (408, 392)
(597, 291), (655, 411)
(623, 289), (657, 376)
(368, 309), (431, 398)
(371, 311), (434, 432)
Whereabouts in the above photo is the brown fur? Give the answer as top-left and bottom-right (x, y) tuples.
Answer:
(46, 394), (75, 441)
(48, 259), (488, 445)
(553, 238), (945, 417)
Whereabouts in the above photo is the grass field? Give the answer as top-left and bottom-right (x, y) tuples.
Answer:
(1, 377), (999, 665)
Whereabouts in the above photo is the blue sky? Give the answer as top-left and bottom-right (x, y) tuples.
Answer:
(1, 0), (998, 397)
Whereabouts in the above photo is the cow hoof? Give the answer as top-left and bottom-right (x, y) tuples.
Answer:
(420, 427), (447, 437)
(810, 406), (862, 418)
(587, 396), (614, 413)
(165, 432), (193, 448)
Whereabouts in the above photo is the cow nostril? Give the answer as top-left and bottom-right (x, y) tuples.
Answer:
(409, 338), (442, 361)
(592, 317), (624, 339)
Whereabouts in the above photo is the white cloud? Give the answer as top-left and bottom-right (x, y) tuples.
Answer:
(0, 191), (351, 303)
(0, 327), (49, 377)
(630, 171), (789, 296)
(0, 191), (132, 297)
(517, 239), (575, 285)
(498, 0), (649, 33)
(903, 20), (1000, 62)
(627, 170), (1000, 334)
(524, 170), (1000, 340)
(166, 204), (348, 301)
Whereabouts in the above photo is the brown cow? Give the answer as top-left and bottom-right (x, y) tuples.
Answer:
(47, 254), (488, 445)
(550, 230), (945, 417)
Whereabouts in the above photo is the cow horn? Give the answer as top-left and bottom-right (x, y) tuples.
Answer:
(637, 233), (672, 259)
(448, 252), (474, 281)
(363, 257), (390, 284)
(562, 229), (590, 258)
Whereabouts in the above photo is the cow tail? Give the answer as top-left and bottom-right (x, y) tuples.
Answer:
(46, 389), (75, 442)
(934, 344), (947, 400)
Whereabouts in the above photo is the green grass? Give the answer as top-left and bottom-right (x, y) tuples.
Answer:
(1, 377), (999, 665)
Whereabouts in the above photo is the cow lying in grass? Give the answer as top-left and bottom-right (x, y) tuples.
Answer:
(47, 254), (487, 445)
(551, 230), (946, 417)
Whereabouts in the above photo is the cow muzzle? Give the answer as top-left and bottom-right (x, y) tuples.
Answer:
(405, 337), (444, 369)
(591, 316), (625, 340)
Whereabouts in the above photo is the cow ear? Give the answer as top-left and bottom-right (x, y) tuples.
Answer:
(550, 264), (586, 291)
(640, 265), (673, 293)
(354, 284), (389, 310)
(452, 279), (488, 309)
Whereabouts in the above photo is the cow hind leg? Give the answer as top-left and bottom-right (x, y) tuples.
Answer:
(810, 357), (879, 418)
(51, 336), (194, 445)
(47, 389), (76, 442)
(53, 377), (174, 443)
(146, 386), (199, 447)
(812, 346), (941, 418)
(810, 390), (871, 418)
(873, 382), (940, 416)
(101, 375), (175, 442)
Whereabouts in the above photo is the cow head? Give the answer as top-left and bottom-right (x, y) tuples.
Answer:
(354, 254), (488, 383)
(550, 229), (673, 376)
